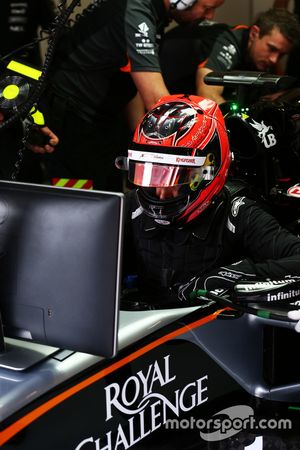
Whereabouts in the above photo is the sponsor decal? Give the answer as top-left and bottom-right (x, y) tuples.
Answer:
(218, 270), (241, 280)
(249, 119), (277, 148)
(235, 279), (300, 302)
(128, 150), (205, 166)
(154, 219), (171, 226)
(138, 22), (149, 37)
(135, 22), (155, 55)
(75, 355), (209, 449)
(217, 44), (237, 70)
(195, 200), (210, 215)
(226, 217), (235, 233)
(267, 289), (300, 302)
(131, 206), (143, 220)
(237, 279), (296, 292)
(150, 204), (164, 217)
(231, 197), (245, 217)
(287, 184), (300, 198)
(176, 157), (196, 164)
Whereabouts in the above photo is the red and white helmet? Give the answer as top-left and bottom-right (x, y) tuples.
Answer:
(120, 94), (231, 224)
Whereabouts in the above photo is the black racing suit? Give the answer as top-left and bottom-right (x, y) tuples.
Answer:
(40, 0), (169, 190)
(123, 188), (300, 305)
(160, 22), (268, 104)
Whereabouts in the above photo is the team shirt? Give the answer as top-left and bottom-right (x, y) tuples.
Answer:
(160, 22), (251, 97)
(50, 0), (168, 115)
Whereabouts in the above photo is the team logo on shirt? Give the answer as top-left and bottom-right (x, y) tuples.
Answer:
(217, 44), (237, 70)
(138, 22), (149, 37)
(135, 22), (155, 55)
(231, 197), (245, 217)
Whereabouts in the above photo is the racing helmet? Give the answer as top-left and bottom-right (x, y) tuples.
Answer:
(120, 95), (231, 224)
(170, 0), (197, 10)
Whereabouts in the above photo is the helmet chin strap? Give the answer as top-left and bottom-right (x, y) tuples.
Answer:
(170, 0), (197, 11)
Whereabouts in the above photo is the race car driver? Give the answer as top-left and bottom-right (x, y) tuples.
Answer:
(117, 94), (300, 306)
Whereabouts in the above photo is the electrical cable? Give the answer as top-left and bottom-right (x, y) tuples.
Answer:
(0, 0), (83, 133)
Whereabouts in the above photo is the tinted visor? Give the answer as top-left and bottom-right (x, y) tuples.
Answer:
(128, 149), (208, 188)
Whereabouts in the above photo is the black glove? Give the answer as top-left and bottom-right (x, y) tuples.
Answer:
(177, 265), (253, 301)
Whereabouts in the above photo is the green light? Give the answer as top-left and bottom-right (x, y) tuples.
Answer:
(230, 103), (239, 111)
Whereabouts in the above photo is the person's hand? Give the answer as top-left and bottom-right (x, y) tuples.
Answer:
(287, 310), (300, 332)
(177, 266), (249, 301)
(27, 126), (59, 154)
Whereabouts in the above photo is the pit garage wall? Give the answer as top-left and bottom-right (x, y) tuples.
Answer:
(43, 0), (290, 57)
(54, 0), (287, 28)
(39, 0), (294, 60)
(215, 0), (293, 24)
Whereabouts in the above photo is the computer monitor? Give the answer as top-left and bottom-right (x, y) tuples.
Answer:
(0, 181), (124, 366)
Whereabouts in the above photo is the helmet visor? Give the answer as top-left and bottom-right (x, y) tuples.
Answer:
(128, 149), (208, 188)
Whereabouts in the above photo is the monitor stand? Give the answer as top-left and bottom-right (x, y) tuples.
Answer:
(0, 316), (59, 371)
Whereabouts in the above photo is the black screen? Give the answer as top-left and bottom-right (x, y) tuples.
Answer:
(0, 181), (124, 358)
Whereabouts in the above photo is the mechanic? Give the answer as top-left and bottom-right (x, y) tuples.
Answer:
(35, 0), (224, 191)
(117, 94), (300, 307)
(160, 8), (300, 104)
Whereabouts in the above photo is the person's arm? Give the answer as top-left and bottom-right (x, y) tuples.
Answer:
(226, 197), (300, 278)
(125, 92), (146, 131)
(195, 26), (243, 104)
(130, 72), (169, 112)
(1, 111), (58, 153)
(178, 196), (300, 301)
(125, 0), (170, 112)
(196, 67), (225, 104)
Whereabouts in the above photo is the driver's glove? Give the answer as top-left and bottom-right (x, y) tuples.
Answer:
(177, 265), (252, 302)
